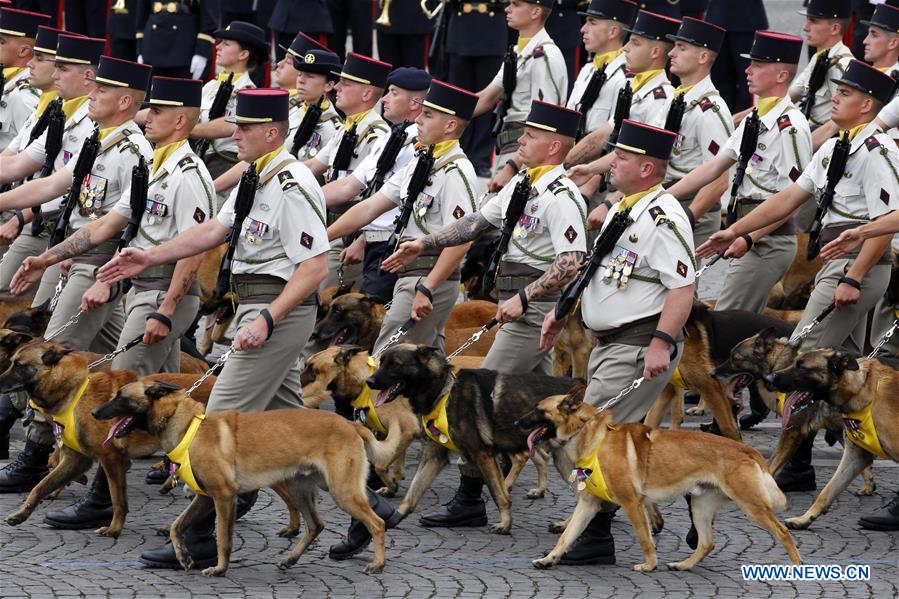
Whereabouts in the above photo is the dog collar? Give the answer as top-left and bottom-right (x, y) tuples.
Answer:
(843, 400), (888, 460)
(572, 447), (614, 503)
(166, 413), (208, 496)
(776, 392), (786, 416)
(669, 367), (686, 390)
(28, 376), (89, 455)
(421, 374), (459, 452)
(351, 357), (386, 434)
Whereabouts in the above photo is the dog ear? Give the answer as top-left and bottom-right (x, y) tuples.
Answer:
(144, 381), (182, 400)
(827, 349), (860, 374)
(0, 332), (32, 351)
(336, 346), (365, 365)
(40, 346), (72, 366)
(561, 383), (587, 411)
(416, 345), (441, 364)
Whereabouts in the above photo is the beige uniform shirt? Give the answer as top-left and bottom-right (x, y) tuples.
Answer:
(480, 165), (588, 270)
(721, 96), (812, 200)
(788, 40), (853, 130)
(0, 69), (39, 152)
(650, 75), (733, 183)
(351, 122), (416, 232)
(314, 109), (389, 189)
(567, 51), (628, 134)
(217, 146), (329, 281)
(582, 187), (695, 332)
(112, 141), (215, 250)
(379, 141), (478, 239)
(287, 95), (342, 161)
(796, 122), (899, 227)
(608, 70), (674, 128)
(490, 27), (568, 125)
(200, 72), (255, 157)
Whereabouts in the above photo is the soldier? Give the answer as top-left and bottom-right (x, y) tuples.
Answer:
(327, 0), (373, 61)
(303, 52), (392, 290)
(326, 79), (479, 355)
(0, 7), (49, 152)
(107, 0), (138, 62)
(375, 0), (434, 70)
(135, 0), (220, 79)
(704, 0), (767, 112)
(668, 31), (812, 313)
(472, 0), (568, 192)
(97, 89), (333, 568)
(269, 0), (334, 62)
(542, 119), (695, 565)
(700, 60), (899, 492)
(862, 4), (899, 76)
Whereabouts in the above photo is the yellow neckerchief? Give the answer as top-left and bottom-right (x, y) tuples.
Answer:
(216, 70), (245, 83)
(814, 45), (833, 58)
(675, 83), (695, 97)
(351, 357), (386, 434)
(2, 66), (24, 82)
(618, 183), (661, 213)
(166, 413), (207, 495)
(288, 88), (298, 98)
(841, 123), (869, 142)
(844, 382), (888, 459)
(669, 367), (686, 389)
(35, 90), (59, 117)
(28, 377), (90, 455)
(878, 66), (893, 73)
(777, 392), (786, 415)
(98, 126), (118, 142)
(756, 96), (782, 118)
(593, 48), (623, 70)
(302, 97), (332, 112)
(343, 108), (371, 131)
(517, 37), (532, 53)
(573, 445), (614, 503)
(61, 95), (88, 121)
(432, 139), (459, 160)
(422, 374), (459, 452)
(525, 164), (556, 184)
(151, 139), (187, 176)
(253, 144), (284, 174)
(631, 69), (663, 94)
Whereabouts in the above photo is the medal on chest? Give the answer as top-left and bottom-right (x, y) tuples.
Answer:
(78, 173), (108, 219)
(416, 192), (434, 217)
(145, 198), (169, 225)
(244, 217), (270, 245)
(603, 245), (637, 289)
(513, 214), (541, 239)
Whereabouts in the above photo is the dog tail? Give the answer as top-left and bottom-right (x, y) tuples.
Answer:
(758, 465), (788, 513)
(354, 421), (403, 470)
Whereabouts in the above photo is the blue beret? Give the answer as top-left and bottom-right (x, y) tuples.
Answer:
(386, 67), (432, 91)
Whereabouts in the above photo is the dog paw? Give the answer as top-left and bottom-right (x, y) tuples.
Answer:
(666, 561), (691, 571)
(489, 523), (511, 535)
(685, 407), (706, 416)
(785, 517), (810, 530)
(855, 483), (875, 497)
(363, 562), (384, 575)
(526, 488), (545, 499)
(95, 526), (121, 538)
(375, 486), (396, 498)
(201, 565), (227, 577)
(532, 558), (554, 570)
(277, 557), (297, 570)
(277, 526), (299, 538)
(548, 521), (567, 533)
(633, 562), (657, 572)
(5, 512), (27, 526)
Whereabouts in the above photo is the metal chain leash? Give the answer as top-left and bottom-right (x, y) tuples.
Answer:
(695, 252), (727, 278)
(868, 318), (898, 359)
(87, 334), (144, 369)
(43, 310), (83, 342)
(789, 302), (836, 344)
(185, 348), (233, 396)
(372, 318), (416, 359)
(47, 275), (67, 313)
(446, 318), (498, 361)
(337, 263), (345, 289)
(598, 376), (644, 412)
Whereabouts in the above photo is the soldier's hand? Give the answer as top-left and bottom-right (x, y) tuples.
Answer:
(643, 342), (671, 380)
(496, 293), (524, 324)
(0, 217), (21, 245)
(381, 240), (423, 273)
(724, 236), (750, 259)
(97, 248), (152, 284)
(411, 290), (433, 321)
(233, 315), (268, 351)
(143, 303), (174, 345)
(488, 163), (515, 193)
(340, 235), (365, 265)
(10, 256), (47, 296)
(540, 310), (567, 353)
(190, 55), (209, 79)
(81, 280), (112, 313)
(820, 228), (863, 260)
(833, 281), (861, 309)
(59, 258), (72, 277)
(697, 229), (737, 259)
(586, 203), (609, 230)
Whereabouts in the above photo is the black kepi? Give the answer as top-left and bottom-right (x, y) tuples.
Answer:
(831, 58), (897, 104)
(525, 100), (582, 139)
(667, 16), (725, 53)
(147, 76), (203, 107)
(418, 79), (478, 120)
(613, 119), (677, 160)
(739, 30), (803, 64)
(87, 56), (152, 92)
(625, 9), (681, 42)
(333, 52), (392, 89)
(225, 88), (290, 124)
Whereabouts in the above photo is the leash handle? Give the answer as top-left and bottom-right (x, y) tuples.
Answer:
(598, 377), (644, 412)
(789, 301), (836, 344)
(372, 318), (417, 359)
(87, 334), (144, 369)
(185, 348), (232, 396)
(445, 318), (498, 361)
(695, 251), (726, 278)
(43, 309), (84, 342)
(867, 318), (899, 359)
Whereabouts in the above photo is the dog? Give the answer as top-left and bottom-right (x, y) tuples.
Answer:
(552, 302), (590, 379)
(519, 386), (801, 572)
(2, 300), (52, 336)
(766, 348), (898, 530)
(367, 343), (578, 533)
(766, 233), (822, 310)
(93, 379), (401, 576)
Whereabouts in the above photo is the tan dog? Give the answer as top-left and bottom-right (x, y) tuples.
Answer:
(519, 387), (801, 572)
(552, 302), (590, 379)
(93, 379), (400, 576)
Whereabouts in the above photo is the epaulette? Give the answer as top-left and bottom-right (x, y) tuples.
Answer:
(865, 136), (881, 152)
(699, 98), (715, 112)
(777, 114), (792, 131)
(178, 155), (197, 171)
(277, 170), (298, 190)
(648, 206), (667, 223)
(547, 176), (566, 194)
(652, 86), (667, 99)
(533, 45), (545, 58)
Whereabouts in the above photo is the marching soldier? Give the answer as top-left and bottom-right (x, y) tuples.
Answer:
(304, 52), (392, 290)
(135, 0), (219, 79)
(288, 48), (343, 160)
(325, 79), (479, 355)
(0, 7), (49, 152)
(375, 0), (434, 70)
(668, 31), (812, 313)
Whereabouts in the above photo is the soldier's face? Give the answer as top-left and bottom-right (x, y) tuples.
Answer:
(27, 51), (55, 90)
(233, 122), (271, 162)
(803, 17), (839, 48)
(581, 17), (615, 53)
(334, 78), (367, 112)
(274, 55), (299, 89)
(144, 106), (178, 144)
(517, 126), (556, 167)
(608, 148), (650, 193)
(667, 41), (700, 77)
(381, 85), (419, 123)
(216, 39), (246, 69)
(623, 35), (652, 72)
(87, 84), (123, 123)
(296, 71), (332, 104)
(506, 0), (536, 30)
(745, 61), (781, 97)
(863, 26), (898, 64)
(53, 63), (91, 99)
(0, 34), (16, 64)
(415, 106), (453, 145)
(830, 84), (870, 127)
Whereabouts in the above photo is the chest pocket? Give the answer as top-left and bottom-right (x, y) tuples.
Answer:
(244, 217), (274, 244)
(145, 198), (170, 224)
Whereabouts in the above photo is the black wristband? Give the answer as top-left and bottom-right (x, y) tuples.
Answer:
(259, 308), (275, 340)
(146, 311), (172, 330)
(838, 276), (862, 291)
(518, 288), (529, 313)
(14, 211), (24, 235)
(685, 207), (696, 229)
(651, 329), (679, 359)
(505, 159), (519, 172)
(415, 281), (434, 302)
(740, 234), (754, 252)
(602, 199), (613, 210)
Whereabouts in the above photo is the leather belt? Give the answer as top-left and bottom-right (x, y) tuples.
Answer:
(820, 224), (892, 265)
(735, 198), (795, 236)
(591, 313), (662, 347)
(133, 264), (176, 280)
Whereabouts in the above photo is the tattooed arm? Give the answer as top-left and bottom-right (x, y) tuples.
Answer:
(565, 124), (612, 168)
(421, 212), (496, 250)
(524, 251), (586, 300)
(44, 212), (129, 265)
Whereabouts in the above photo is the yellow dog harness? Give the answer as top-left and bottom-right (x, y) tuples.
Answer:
(843, 400), (888, 459)
(422, 375), (459, 452)
(351, 357), (386, 434)
(572, 445), (614, 503)
(167, 413), (207, 495)
(29, 377), (90, 455)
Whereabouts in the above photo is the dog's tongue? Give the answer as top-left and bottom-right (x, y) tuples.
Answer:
(527, 426), (547, 458)
(725, 374), (749, 403)
(102, 417), (133, 449)
(329, 328), (348, 347)
(781, 392), (804, 430)
(374, 384), (398, 407)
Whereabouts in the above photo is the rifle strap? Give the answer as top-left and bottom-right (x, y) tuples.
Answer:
(262, 159), (327, 227)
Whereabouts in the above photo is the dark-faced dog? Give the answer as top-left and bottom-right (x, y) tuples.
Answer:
(2, 300), (52, 336)
(312, 293), (388, 350)
(368, 343), (579, 533)
(766, 348), (899, 530)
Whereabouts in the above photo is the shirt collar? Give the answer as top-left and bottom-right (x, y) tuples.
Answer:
(62, 95), (89, 121)
(526, 164), (564, 194)
(216, 70), (246, 83)
(683, 74), (716, 106)
(432, 139), (460, 159)
(593, 48), (623, 70)
(253, 144), (287, 176)
(151, 139), (188, 176)
(35, 90), (59, 117)
(758, 96), (794, 131)
(344, 108), (372, 130)
(618, 183), (662, 214)
(2, 66), (25, 82)
(631, 69), (664, 94)
(846, 122), (881, 154)
(518, 28), (550, 57)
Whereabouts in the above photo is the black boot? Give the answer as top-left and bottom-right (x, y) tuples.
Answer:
(44, 466), (113, 529)
(557, 512), (616, 565)
(0, 393), (22, 460)
(145, 457), (171, 485)
(328, 488), (402, 560)
(0, 439), (52, 493)
(684, 390), (701, 405)
(858, 491), (899, 531)
(739, 391), (770, 431)
(419, 475), (487, 527)
(235, 490), (258, 520)
(776, 434), (816, 492)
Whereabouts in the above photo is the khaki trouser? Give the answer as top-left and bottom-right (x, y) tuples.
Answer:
(869, 296), (899, 357)
(321, 238), (363, 292)
(796, 259), (892, 353)
(110, 288), (200, 374)
(372, 276), (457, 355)
(691, 208), (721, 254)
(0, 233), (59, 304)
(715, 235), (797, 313)
(206, 301), (316, 414)
(481, 299), (554, 375)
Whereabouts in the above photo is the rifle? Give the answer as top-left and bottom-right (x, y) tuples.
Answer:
(48, 127), (101, 249)
(0, 97), (63, 195)
(807, 130), (851, 261)
(575, 64), (608, 141)
(31, 98), (66, 236)
(213, 164), (259, 300)
(491, 44), (517, 150)
(555, 205), (633, 320)
(427, 2), (449, 79)
(118, 155), (149, 250)
(482, 172), (531, 295)
(598, 81), (632, 193)
(800, 49), (829, 120)
(327, 122), (358, 183)
(290, 95), (324, 157)
(0, 67), (5, 106)
(725, 107), (761, 227)
(194, 72), (234, 160)
(663, 91), (686, 135)
(382, 145), (436, 259)
(364, 120), (410, 198)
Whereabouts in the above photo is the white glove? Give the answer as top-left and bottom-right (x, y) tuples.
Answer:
(190, 54), (209, 80)
(137, 54), (144, 64)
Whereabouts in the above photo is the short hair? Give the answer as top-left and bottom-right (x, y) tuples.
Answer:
(273, 119), (289, 140)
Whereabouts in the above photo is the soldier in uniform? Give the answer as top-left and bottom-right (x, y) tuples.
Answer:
(304, 52), (391, 290)
(701, 60), (899, 492)
(668, 31), (812, 313)
(107, 0), (139, 62)
(135, 0), (220, 79)
(270, 0), (333, 62)
(0, 7), (49, 152)
(289, 48), (343, 160)
(98, 89), (333, 568)
(326, 79), (479, 355)
(542, 119), (695, 565)
(375, 0), (434, 70)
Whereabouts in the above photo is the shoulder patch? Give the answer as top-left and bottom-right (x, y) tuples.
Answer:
(533, 45), (545, 58)
(865, 136), (881, 152)
(648, 206), (666, 221)
(676, 260), (688, 278)
(546, 177), (566, 194)
(653, 86), (667, 99)
(193, 207), (206, 223)
(278, 170), (298, 190)
(452, 205), (466, 219)
(777, 114), (792, 131)
(178, 156), (197, 171)
(699, 98), (715, 112)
